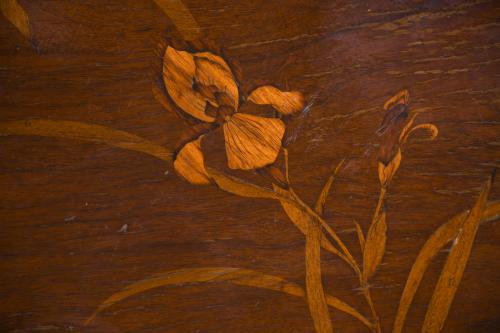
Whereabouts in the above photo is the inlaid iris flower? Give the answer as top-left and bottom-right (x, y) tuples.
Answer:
(154, 42), (304, 185)
(377, 89), (438, 187)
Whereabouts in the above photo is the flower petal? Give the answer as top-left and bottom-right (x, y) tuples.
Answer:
(248, 86), (304, 115)
(378, 148), (402, 187)
(400, 123), (439, 144)
(163, 46), (215, 123)
(383, 89), (409, 111)
(223, 113), (285, 170)
(193, 55), (239, 110)
(195, 52), (232, 72)
(173, 136), (211, 185)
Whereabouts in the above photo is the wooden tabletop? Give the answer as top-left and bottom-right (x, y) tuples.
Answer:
(1, 1), (499, 332)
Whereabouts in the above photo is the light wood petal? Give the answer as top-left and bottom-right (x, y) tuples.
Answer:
(193, 55), (238, 110)
(195, 52), (232, 72)
(223, 113), (285, 170)
(378, 148), (402, 186)
(383, 89), (409, 110)
(248, 86), (304, 115)
(163, 46), (215, 122)
(173, 136), (210, 185)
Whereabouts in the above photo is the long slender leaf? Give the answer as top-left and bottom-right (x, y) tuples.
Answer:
(153, 0), (201, 40)
(273, 185), (350, 264)
(274, 186), (333, 332)
(305, 216), (334, 333)
(421, 173), (494, 332)
(354, 221), (366, 253)
(392, 199), (500, 333)
(314, 159), (344, 216)
(1, 0), (31, 40)
(363, 211), (387, 282)
(208, 167), (278, 199)
(0, 120), (171, 162)
(85, 267), (371, 329)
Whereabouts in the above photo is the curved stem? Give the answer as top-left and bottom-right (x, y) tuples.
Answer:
(361, 283), (382, 333)
(372, 187), (387, 224)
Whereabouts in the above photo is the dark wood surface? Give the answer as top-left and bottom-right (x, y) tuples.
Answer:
(1, 1), (499, 332)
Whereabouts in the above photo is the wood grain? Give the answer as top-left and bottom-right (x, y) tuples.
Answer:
(1, 1), (499, 332)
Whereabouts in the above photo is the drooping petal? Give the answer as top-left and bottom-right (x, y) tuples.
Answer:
(223, 113), (285, 170)
(173, 136), (211, 185)
(248, 86), (304, 115)
(400, 122), (439, 144)
(193, 55), (239, 110)
(383, 89), (409, 111)
(163, 46), (215, 123)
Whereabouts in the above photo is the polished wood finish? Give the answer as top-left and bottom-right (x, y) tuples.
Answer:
(1, 1), (499, 332)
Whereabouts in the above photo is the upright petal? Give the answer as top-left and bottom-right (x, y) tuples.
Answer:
(193, 54), (239, 110)
(248, 86), (304, 115)
(173, 136), (211, 185)
(223, 113), (285, 170)
(163, 46), (215, 122)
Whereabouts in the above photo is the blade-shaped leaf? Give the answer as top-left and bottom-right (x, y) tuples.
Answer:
(153, 0), (201, 40)
(421, 173), (494, 332)
(274, 185), (363, 332)
(85, 267), (371, 329)
(363, 211), (387, 282)
(0, 120), (171, 162)
(273, 185), (349, 264)
(207, 167), (278, 199)
(314, 159), (345, 216)
(354, 221), (366, 253)
(392, 200), (500, 333)
(305, 219), (333, 333)
(1, 0), (31, 40)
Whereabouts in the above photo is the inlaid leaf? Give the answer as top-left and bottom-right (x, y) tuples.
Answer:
(0, 0), (31, 40)
(0, 119), (171, 162)
(363, 211), (387, 282)
(223, 113), (285, 170)
(207, 167), (277, 199)
(305, 213), (333, 333)
(354, 221), (366, 253)
(422, 173), (494, 333)
(314, 159), (345, 216)
(248, 85), (305, 115)
(272, 185), (346, 260)
(153, 0), (201, 40)
(305, 216), (334, 333)
(85, 267), (371, 329)
(272, 188), (333, 332)
(392, 200), (500, 333)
